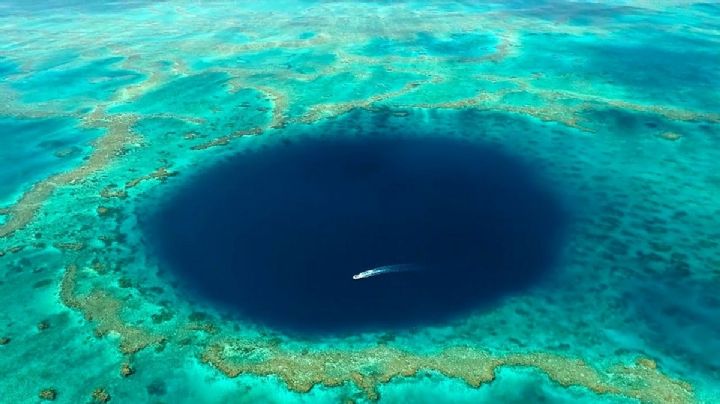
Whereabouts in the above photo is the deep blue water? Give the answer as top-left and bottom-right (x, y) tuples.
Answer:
(145, 134), (568, 334)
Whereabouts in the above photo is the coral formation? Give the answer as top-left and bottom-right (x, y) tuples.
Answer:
(201, 340), (693, 403)
(120, 363), (134, 378)
(91, 388), (111, 403)
(39, 388), (57, 401)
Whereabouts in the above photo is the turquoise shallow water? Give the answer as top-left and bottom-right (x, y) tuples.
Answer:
(0, 1), (719, 403)
(0, 117), (101, 205)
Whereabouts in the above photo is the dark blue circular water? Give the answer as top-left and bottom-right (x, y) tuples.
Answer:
(144, 133), (567, 335)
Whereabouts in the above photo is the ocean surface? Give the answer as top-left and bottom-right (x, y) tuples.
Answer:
(0, 1), (718, 403)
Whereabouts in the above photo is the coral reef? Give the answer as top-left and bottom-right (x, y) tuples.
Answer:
(91, 388), (111, 403)
(0, 1), (718, 402)
(39, 388), (57, 401)
(201, 340), (693, 403)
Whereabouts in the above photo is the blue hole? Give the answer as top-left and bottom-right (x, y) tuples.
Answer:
(143, 134), (568, 335)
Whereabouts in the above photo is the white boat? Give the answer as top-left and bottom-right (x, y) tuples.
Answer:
(352, 264), (417, 280)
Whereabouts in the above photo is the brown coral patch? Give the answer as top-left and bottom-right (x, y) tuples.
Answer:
(256, 86), (289, 128)
(186, 321), (219, 334)
(96, 206), (116, 217)
(8, 245), (25, 254)
(39, 388), (57, 401)
(124, 167), (177, 189)
(190, 127), (263, 151)
(60, 265), (164, 355)
(91, 387), (111, 403)
(100, 186), (128, 199)
(53, 242), (85, 251)
(120, 362), (135, 377)
(200, 339), (693, 404)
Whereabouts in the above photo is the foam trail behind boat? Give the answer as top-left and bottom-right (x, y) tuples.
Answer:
(352, 264), (419, 280)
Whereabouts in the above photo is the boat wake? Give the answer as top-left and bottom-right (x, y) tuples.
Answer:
(352, 264), (419, 280)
